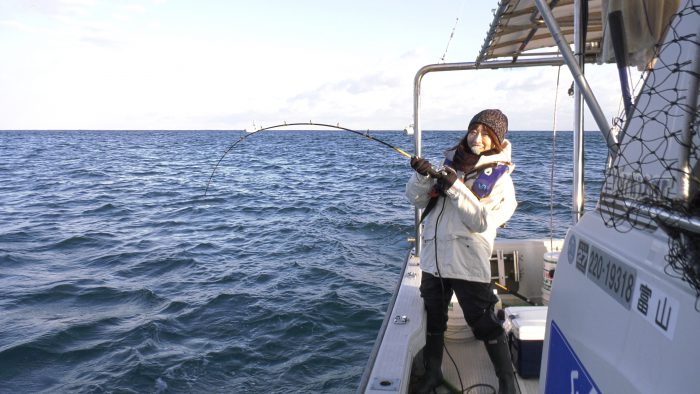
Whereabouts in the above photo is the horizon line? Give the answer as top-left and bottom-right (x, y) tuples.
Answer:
(0, 129), (597, 132)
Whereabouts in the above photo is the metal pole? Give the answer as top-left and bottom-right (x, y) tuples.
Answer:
(678, 24), (700, 202)
(534, 0), (618, 155)
(573, 0), (585, 223)
(413, 71), (424, 257)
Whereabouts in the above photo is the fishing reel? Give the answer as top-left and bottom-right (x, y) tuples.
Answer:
(426, 165), (450, 180)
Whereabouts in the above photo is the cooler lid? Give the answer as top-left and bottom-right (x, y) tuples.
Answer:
(504, 306), (548, 340)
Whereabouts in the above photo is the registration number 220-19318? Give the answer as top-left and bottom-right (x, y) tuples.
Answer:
(585, 244), (637, 309)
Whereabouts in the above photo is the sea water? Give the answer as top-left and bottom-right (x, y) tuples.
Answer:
(0, 130), (606, 393)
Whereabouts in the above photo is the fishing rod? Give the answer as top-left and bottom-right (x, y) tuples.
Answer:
(493, 282), (536, 306)
(203, 121), (415, 197)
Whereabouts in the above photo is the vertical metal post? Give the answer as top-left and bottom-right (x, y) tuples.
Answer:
(413, 72), (424, 257)
(573, 0), (585, 223)
(678, 25), (700, 202)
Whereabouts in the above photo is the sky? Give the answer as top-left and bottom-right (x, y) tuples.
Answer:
(0, 0), (634, 131)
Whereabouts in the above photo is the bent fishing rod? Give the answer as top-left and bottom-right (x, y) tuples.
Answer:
(203, 121), (434, 197)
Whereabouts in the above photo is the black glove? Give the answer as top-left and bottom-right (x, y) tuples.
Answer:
(436, 166), (458, 192)
(410, 156), (433, 176)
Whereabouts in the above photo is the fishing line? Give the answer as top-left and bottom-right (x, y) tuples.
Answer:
(549, 66), (562, 251)
(439, 0), (465, 63)
(203, 121), (412, 197)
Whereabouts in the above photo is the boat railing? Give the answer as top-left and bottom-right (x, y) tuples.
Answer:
(356, 248), (414, 392)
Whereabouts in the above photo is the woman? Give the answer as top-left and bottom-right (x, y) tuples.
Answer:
(406, 109), (517, 394)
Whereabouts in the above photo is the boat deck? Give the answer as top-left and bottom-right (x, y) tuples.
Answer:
(440, 337), (538, 394)
(408, 337), (538, 394)
(407, 292), (542, 393)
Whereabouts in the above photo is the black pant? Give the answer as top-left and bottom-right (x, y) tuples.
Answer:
(420, 272), (503, 341)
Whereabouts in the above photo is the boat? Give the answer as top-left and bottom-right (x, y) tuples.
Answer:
(359, 0), (699, 393)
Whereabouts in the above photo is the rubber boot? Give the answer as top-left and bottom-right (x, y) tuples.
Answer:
(484, 333), (517, 394)
(415, 333), (444, 394)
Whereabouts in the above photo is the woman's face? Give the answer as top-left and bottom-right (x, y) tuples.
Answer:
(466, 123), (494, 155)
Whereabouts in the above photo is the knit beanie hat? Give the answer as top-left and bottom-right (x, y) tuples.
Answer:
(468, 109), (508, 144)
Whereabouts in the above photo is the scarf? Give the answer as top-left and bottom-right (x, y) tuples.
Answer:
(450, 137), (501, 175)
(451, 142), (481, 174)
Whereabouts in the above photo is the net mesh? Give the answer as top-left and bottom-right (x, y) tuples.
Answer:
(600, 0), (700, 300)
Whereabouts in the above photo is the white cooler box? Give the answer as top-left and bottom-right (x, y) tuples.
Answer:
(503, 306), (548, 378)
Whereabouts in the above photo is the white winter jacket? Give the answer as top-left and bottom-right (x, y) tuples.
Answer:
(405, 140), (517, 283)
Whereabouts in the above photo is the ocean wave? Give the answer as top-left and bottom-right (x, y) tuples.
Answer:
(82, 203), (134, 216)
(115, 256), (197, 278)
(0, 130), (608, 392)
(40, 233), (118, 251)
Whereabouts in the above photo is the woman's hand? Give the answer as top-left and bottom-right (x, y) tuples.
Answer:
(436, 166), (458, 191)
(410, 156), (433, 176)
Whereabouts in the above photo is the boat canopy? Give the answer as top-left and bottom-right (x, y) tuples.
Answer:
(476, 0), (679, 69)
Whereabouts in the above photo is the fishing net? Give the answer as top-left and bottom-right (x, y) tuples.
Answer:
(599, 0), (700, 300)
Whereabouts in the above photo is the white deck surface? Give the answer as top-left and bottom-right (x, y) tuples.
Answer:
(442, 337), (539, 394)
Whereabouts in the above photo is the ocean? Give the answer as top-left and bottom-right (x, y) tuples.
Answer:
(0, 130), (607, 393)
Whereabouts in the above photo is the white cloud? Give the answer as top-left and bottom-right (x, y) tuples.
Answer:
(0, 2), (639, 132)
(0, 19), (40, 33)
